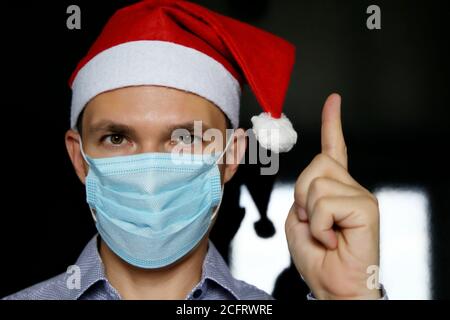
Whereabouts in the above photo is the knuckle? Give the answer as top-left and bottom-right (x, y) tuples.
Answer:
(294, 188), (306, 209)
(362, 194), (380, 220)
(295, 170), (308, 189)
(367, 193), (379, 209)
(314, 197), (328, 213)
(313, 153), (328, 165)
(310, 177), (328, 194)
(308, 179), (329, 209)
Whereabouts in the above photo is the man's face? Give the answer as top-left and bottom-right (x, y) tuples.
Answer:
(66, 85), (245, 185)
(81, 85), (228, 156)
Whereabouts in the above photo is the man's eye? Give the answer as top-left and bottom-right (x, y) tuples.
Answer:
(105, 134), (125, 145)
(175, 134), (202, 146)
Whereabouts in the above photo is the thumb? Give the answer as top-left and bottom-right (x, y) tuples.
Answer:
(321, 93), (348, 169)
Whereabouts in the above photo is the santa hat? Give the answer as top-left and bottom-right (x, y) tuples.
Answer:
(69, 0), (297, 152)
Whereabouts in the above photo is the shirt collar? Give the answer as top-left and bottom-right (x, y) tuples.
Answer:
(68, 235), (239, 300)
(195, 241), (241, 299)
(65, 235), (113, 300)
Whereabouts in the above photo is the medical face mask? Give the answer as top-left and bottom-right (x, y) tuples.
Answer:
(79, 138), (231, 269)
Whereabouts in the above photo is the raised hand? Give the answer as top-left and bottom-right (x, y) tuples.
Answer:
(285, 93), (381, 299)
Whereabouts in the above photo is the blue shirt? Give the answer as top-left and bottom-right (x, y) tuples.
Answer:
(2, 235), (273, 300)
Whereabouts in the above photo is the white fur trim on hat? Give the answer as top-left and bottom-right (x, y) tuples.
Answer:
(70, 40), (241, 129)
(251, 112), (298, 153)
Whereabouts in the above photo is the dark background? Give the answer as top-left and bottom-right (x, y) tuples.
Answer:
(1, 0), (449, 299)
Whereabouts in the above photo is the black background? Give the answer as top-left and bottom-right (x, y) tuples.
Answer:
(1, 0), (449, 299)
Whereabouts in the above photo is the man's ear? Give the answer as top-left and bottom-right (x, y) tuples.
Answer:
(65, 129), (88, 184)
(223, 128), (247, 184)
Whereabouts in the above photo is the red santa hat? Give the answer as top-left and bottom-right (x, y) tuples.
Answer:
(69, 0), (297, 152)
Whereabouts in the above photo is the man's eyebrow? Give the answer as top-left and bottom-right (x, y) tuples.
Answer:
(87, 120), (214, 137)
(88, 121), (136, 136)
(163, 121), (213, 136)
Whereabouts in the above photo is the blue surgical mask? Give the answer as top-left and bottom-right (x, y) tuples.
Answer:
(80, 140), (230, 269)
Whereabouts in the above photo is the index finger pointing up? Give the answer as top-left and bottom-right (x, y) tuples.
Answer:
(321, 93), (348, 170)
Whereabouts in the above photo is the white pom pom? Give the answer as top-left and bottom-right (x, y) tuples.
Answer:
(251, 112), (298, 153)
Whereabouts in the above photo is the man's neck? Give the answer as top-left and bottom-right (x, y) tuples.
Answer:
(99, 238), (208, 300)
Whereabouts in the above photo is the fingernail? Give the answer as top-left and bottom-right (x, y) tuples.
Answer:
(298, 207), (308, 221)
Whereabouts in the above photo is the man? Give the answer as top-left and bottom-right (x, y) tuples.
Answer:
(4, 0), (385, 300)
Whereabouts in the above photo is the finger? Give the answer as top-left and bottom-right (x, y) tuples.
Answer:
(294, 153), (360, 210)
(309, 196), (375, 250)
(294, 202), (308, 222)
(305, 177), (366, 220)
(285, 205), (322, 264)
(321, 93), (348, 169)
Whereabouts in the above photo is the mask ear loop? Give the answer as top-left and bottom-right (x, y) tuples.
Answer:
(79, 139), (98, 223)
(214, 130), (235, 166)
(78, 139), (89, 163)
(210, 184), (224, 222)
(210, 130), (235, 221)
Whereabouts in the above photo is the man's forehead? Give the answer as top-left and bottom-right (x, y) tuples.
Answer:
(82, 86), (227, 130)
